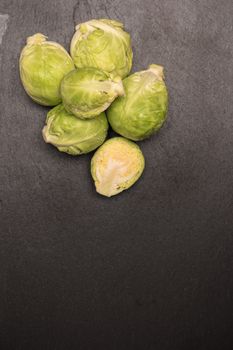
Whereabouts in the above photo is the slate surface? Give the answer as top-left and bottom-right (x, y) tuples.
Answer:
(0, 0), (233, 349)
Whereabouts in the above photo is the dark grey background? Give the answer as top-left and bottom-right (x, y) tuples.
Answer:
(0, 0), (233, 349)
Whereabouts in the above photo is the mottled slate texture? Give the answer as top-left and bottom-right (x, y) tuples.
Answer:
(0, 0), (233, 349)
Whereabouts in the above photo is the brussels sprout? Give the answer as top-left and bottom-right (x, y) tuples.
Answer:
(107, 64), (168, 141)
(91, 137), (145, 197)
(42, 104), (108, 155)
(70, 19), (133, 79)
(19, 33), (75, 106)
(61, 67), (124, 119)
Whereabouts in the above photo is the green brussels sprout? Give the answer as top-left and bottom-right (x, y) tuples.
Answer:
(70, 19), (133, 79)
(91, 137), (145, 197)
(42, 104), (108, 155)
(61, 67), (124, 119)
(107, 64), (168, 141)
(19, 33), (75, 106)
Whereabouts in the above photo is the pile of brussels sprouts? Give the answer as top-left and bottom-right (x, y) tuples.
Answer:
(19, 19), (168, 197)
